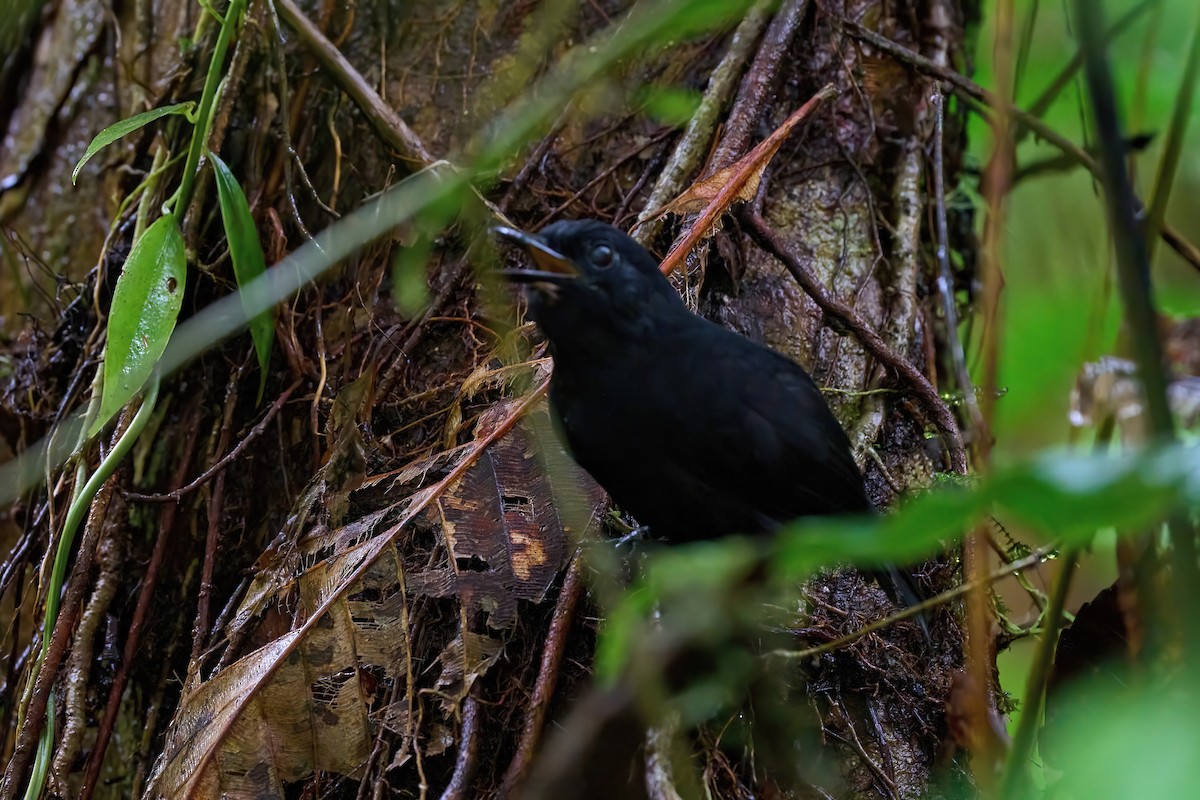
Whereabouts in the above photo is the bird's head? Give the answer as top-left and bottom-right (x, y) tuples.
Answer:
(494, 219), (684, 348)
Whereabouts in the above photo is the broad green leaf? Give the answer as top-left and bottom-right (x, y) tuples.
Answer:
(91, 215), (186, 437)
(209, 151), (274, 402)
(772, 483), (987, 576)
(597, 442), (1199, 677)
(1048, 668), (1200, 800)
(993, 446), (1196, 536)
(769, 444), (1200, 575)
(71, 102), (194, 185)
(390, 191), (465, 318)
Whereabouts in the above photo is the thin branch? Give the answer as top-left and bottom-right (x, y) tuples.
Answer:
(633, 0), (777, 244)
(842, 17), (1200, 276)
(743, 211), (968, 475)
(1144, 6), (1200, 262)
(498, 554), (587, 798)
(1000, 546), (1078, 795)
(125, 378), (301, 503)
(706, 0), (811, 173)
(658, 84), (837, 278)
(80, 401), (205, 800)
(931, 86), (983, 439)
(1019, 0), (1158, 133)
(440, 691), (483, 800)
(275, 0), (434, 166)
(767, 545), (1057, 662)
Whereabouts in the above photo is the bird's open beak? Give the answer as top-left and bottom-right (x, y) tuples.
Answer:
(493, 226), (579, 284)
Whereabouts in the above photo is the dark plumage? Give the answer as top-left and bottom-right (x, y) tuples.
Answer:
(495, 218), (873, 543)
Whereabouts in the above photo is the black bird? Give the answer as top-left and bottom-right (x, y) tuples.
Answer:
(495, 219), (918, 604)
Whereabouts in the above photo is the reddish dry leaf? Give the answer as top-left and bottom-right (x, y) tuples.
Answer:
(650, 83), (837, 277)
(640, 159), (760, 222)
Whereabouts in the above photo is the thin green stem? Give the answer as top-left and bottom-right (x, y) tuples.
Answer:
(1016, 0), (1157, 141)
(1000, 546), (1079, 798)
(21, 379), (160, 800)
(172, 0), (246, 219)
(1145, 5), (1200, 262)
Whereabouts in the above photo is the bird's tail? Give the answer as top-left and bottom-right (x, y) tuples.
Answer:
(869, 564), (931, 643)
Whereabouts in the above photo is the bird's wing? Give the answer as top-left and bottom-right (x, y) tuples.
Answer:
(661, 323), (872, 523)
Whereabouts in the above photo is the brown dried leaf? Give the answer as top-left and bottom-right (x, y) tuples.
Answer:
(423, 410), (603, 628)
(433, 631), (504, 713)
(146, 390), (605, 798)
(642, 160), (761, 222)
(642, 84), (837, 231)
(657, 84), (837, 277)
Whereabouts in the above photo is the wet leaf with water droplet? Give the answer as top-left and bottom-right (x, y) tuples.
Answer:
(90, 214), (186, 437)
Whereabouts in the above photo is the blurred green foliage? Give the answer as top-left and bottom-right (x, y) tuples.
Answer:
(971, 0), (1200, 456)
(966, 4), (1200, 797)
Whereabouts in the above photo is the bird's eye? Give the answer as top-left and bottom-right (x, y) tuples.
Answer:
(590, 244), (614, 268)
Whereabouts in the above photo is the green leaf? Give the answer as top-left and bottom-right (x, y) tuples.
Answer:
(596, 442), (1199, 680)
(90, 215), (186, 437)
(1048, 669), (1200, 800)
(391, 239), (432, 318)
(993, 448), (1191, 537)
(638, 85), (703, 127)
(768, 444), (1200, 577)
(72, 102), (195, 185)
(209, 151), (274, 402)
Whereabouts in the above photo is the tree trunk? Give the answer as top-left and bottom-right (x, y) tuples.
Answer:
(0, 1), (978, 798)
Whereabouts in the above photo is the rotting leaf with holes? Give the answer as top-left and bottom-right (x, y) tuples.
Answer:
(417, 405), (607, 628)
(89, 214), (186, 438)
(210, 150), (275, 403)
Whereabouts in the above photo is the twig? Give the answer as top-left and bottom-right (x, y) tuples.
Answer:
(743, 211), (968, 475)
(190, 365), (243, 666)
(707, 0), (811, 173)
(440, 690), (483, 800)
(275, 0), (434, 166)
(535, 129), (675, 228)
(498, 554), (587, 798)
(829, 698), (899, 800)
(633, 0), (776, 245)
(1018, 0), (1157, 136)
(659, 85), (837, 278)
(125, 378), (301, 503)
(767, 546), (1056, 662)
(0, 397), (145, 800)
(1, 486), (110, 800)
(80, 403), (205, 800)
(931, 86), (982, 437)
(1163, 226), (1200, 272)
(1144, 5), (1200, 263)
(1000, 546), (1078, 796)
(842, 17), (1200, 276)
